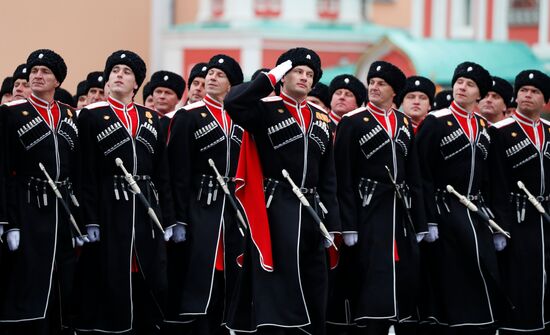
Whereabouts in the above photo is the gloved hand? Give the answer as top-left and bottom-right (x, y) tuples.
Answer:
(424, 225), (439, 243)
(6, 230), (20, 251)
(172, 224), (187, 243)
(343, 232), (358, 247)
(416, 233), (425, 243)
(87, 226), (100, 243)
(323, 233), (335, 248)
(493, 233), (507, 251)
(268, 60), (293, 83)
(164, 226), (173, 242)
(74, 236), (86, 247)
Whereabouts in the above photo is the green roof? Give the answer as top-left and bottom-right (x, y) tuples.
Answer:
(387, 32), (545, 85)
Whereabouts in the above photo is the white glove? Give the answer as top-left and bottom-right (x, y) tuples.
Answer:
(6, 230), (20, 251)
(343, 232), (358, 247)
(164, 226), (173, 242)
(73, 236), (86, 247)
(87, 226), (100, 243)
(172, 224), (187, 243)
(493, 233), (507, 251)
(323, 233), (335, 248)
(268, 60), (293, 83)
(416, 233), (425, 243)
(424, 225), (439, 243)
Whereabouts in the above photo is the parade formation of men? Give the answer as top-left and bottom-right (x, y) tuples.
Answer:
(0, 46), (549, 335)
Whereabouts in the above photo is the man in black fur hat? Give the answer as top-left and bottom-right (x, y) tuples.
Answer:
(479, 76), (514, 124)
(0, 48), (80, 335)
(11, 63), (31, 101)
(72, 50), (175, 335)
(0, 76), (13, 104)
(224, 47), (340, 335)
(327, 74), (366, 131)
(399, 75), (435, 133)
(307, 82), (330, 113)
(331, 61), (427, 335)
(84, 71), (106, 105)
(74, 80), (88, 109)
(166, 53), (244, 335)
(433, 89), (453, 110)
(150, 70), (185, 116)
(489, 69), (550, 334)
(186, 62), (208, 104)
(415, 61), (503, 334)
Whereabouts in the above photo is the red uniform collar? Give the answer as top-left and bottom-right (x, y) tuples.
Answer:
(29, 93), (55, 109)
(108, 95), (135, 111)
(367, 102), (394, 116)
(281, 91), (308, 109)
(514, 110), (540, 127)
(280, 91), (311, 130)
(329, 110), (342, 125)
(449, 101), (474, 119)
(204, 94), (223, 111)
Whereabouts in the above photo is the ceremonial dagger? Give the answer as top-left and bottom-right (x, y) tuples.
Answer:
(385, 166), (416, 236)
(446, 185), (510, 238)
(282, 169), (336, 250)
(38, 162), (84, 238)
(517, 181), (550, 224)
(115, 158), (165, 234)
(208, 158), (248, 236)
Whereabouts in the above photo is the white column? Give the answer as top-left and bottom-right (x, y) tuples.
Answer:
(197, 0), (213, 22)
(410, 0), (425, 38)
(539, 0), (549, 46)
(150, 0), (171, 72)
(280, 0), (316, 22)
(340, 0), (362, 24)
(224, 0), (254, 22)
(241, 39), (263, 79)
(432, 0), (448, 38)
(475, 0), (487, 40)
(492, 0), (509, 41)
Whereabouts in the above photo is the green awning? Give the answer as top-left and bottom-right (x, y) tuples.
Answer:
(388, 32), (545, 85)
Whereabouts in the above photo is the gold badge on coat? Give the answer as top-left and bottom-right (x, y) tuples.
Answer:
(363, 117), (369, 123)
(316, 112), (329, 123)
(148, 119), (153, 124)
(511, 132), (517, 137)
(480, 119), (486, 127)
(67, 110), (73, 118)
(403, 117), (409, 126)
(201, 112), (207, 118)
(447, 121), (453, 126)
(21, 111), (29, 116)
(103, 115), (110, 120)
(278, 109), (285, 114)
(145, 111), (152, 119)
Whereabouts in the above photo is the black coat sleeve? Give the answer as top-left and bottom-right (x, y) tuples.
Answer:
(224, 73), (274, 133)
(152, 113), (176, 229)
(406, 126), (428, 234)
(334, 116), (359, 233)
(167, 110), (195, 225)
(415, 115), (443, 226)
(76, 108), (101, 229)
(317, 128), (341, 233)
(487, 126), (512, 233)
